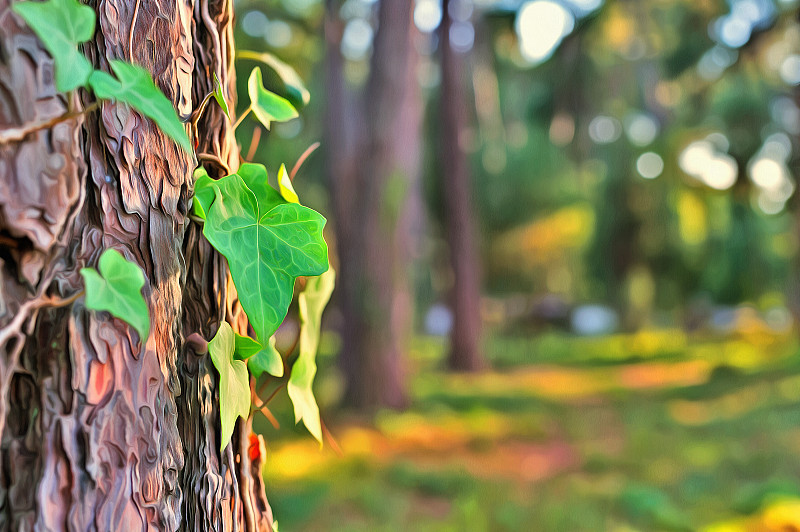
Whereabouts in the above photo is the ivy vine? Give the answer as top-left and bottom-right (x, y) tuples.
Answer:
(12, 0), (333, 448)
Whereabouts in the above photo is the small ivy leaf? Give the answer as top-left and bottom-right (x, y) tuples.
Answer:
(212, 73), (230, 118)
(192, 167), (213, 220)
(247, 67), (298, 130)
(208, 322), (251, 451)
(288, 268), (335, 443)
(12, 0), (95, 92)
(80, 249), (150, 340)
(277, 163), (299, 204)
(88, 61), (192, 153)
(238, 50), (310, 107)
(237, 334), (284, 378)
(200, 163), (329, 345)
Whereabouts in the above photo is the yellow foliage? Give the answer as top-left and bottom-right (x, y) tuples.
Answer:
(677, 190), (707, 245)
(493, 204), (594, 267)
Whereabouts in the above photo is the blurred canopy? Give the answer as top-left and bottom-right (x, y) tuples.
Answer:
(232, 0), (800, 529)
(235, 0), (800, 334)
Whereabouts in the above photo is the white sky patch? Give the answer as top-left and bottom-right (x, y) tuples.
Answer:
(516, 1), (574, 65)
(414, 0), (442, 33)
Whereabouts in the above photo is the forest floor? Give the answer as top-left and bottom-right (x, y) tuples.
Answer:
(256, 321), (800, 531)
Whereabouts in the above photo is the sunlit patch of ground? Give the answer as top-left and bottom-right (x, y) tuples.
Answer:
(261, 329), (800, 531)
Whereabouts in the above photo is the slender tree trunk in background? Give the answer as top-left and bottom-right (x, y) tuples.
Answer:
(325, 0), (421, 409)
(439, 0), (485, 371)
(0, 0), (273, 529)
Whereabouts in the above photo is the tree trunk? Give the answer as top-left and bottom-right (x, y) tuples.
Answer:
(325, 0), (421, 409)
(0, 0), (273, 529)
(439, 0), (485, 371)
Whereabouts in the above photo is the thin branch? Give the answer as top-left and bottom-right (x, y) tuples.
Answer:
(260, 405), (280, 429)
(0, 102), (100, 144)
(246, 127), (261, 161)
(321, 418), (343, 457)
(290, 142), (320, 181)
(260, 383), (286, 407)
(232, 106), (252, 131)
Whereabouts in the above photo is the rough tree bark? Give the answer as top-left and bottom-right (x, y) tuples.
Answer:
(324, 0), (421, 409)
(439, 0), (485, 371)
(0, 0), (273, 529)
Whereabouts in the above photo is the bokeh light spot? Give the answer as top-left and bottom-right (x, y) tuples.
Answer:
(516, 1), (575, 65)
(637, 152), (664, 179)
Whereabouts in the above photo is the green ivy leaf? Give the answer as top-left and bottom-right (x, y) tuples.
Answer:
(288, 268), (335, 443)
(88, 61), (192, 153)
(195, 163), (329, 346)
(208, 322), (251, 451)
(213, 73), (230, 118)
(235, 333), (283, 378)
(277, 163), (299, 204)
(192, 167), (212, 220)
(12, 0), (95, 92)
(80, 249), (150, 339)
(238, 50), (310, 107)
(247, 67), (298, 130)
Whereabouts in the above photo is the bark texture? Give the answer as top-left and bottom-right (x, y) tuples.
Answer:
(325, 0), (421, 409)
(0, 0), (273, 530)
(439, 0), (485, 371)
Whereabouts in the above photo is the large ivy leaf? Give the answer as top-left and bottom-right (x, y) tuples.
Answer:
(288, 268), (335, 443)
(12, 0), (95, 92)
(88, 61), (191, 153)
(235, 333), (283, 378)
(247, 67), (298, 130)
(80, 249), (150, 339)
(194, 163), (329, 346)
(238, 50), (310, 107)
(208, 322), (251, 451)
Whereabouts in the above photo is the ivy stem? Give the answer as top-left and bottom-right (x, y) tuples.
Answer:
(190, 90), (216, 130)
(0, 102), (100, 144)
(197, 152), (231, 175)
(261, 383), (286, 407)
(246, 126), (261, 161)
(232, 106), (252, 131)
(321, 418), (343, 457)
(235, 50), (266, 62)
(289, 142), (320, 181)
(52, 290), (85, 308)
(260, 406), (280, 429)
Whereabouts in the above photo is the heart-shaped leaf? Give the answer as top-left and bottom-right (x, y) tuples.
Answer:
(80, 249), (150, 339)
(208, 322), (251, 451)
(235, 333), (283, 378)
(238, 50), (310, 107)
(194, 163), (329, 345)
(89, 61), (191, 153)
(12, 0), (95, 92)
(247, 67), (298, 130)
(277, 163), (299, 204)
(288, 268), (335, 443)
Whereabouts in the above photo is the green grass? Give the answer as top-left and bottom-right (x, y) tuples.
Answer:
(260, 329), (800, 531)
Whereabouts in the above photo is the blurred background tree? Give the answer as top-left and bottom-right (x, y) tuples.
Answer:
(231, 0), (800, 527)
